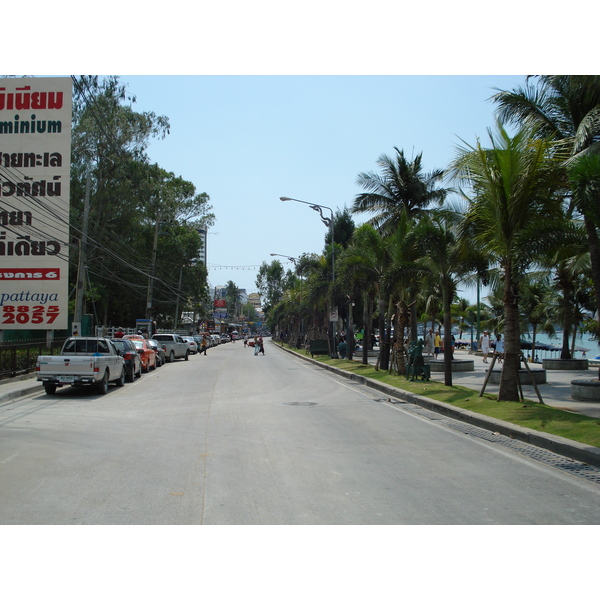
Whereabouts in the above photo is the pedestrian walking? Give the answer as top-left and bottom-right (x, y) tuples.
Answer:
(425, 329), (434, 356)
(200, 335), (208, 355)
(258, 335), (265, 355)
(434, 331), (441, 359)
(480, 330), (491, 363)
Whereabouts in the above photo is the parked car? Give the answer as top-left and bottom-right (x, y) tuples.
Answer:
(182, 336), (198, 354)
(36, 337), (125, 395)
(211, 334), (221, 346)
(152, 333), (190, 362)
(146, 338), (165, 367)
(111, 338), (143, 382)
(193, 335), (205, 349)
(220, 334), (230, 343)
(130, 338), (157, 372)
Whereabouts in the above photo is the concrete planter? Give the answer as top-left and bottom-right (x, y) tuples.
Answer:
(486, 369), (547, 385)
(570, 379), (600, 402)
(427, 359), (475, 372)
(542, 358), (589, 370)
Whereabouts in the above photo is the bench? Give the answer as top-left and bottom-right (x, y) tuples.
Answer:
(309, 339), (330, 357)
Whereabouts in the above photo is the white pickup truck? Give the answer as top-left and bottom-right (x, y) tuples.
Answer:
(36, 337), (126, 395)
(152, 333), (190, 362)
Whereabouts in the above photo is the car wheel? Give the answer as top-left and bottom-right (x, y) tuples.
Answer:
(44, 383), (57, 395)
(169, 350), (175, 363)
(116, 367), (125, 387)
(96, 370), (109, 395)
(126, 365), (135, 383)
(184, 350), (189, 361)
(135, 362), (142, 378)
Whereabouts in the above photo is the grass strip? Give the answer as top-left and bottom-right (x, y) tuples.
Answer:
(280, 343), (600, 448)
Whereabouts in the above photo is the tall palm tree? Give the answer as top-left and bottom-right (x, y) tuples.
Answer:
(336, 224), (388, 365)
(450, 122), (564, 402)
(352, 147), (449, 237)
(418, 211), (479, 385)
(493, 76), (600, 340)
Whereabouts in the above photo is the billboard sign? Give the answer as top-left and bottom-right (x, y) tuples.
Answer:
(0, 77), (72, 329)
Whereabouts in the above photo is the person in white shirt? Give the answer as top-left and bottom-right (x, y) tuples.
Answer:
(480, 330), (491, 363)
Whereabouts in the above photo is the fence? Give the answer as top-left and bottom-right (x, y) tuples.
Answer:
(0, 337), (68, 381)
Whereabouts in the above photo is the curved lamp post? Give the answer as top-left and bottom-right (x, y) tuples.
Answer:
(280, 196), (336, 357)
(270, 253), (299, 266)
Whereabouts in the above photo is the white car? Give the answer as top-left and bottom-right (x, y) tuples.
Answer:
(182, 336), (198, 354)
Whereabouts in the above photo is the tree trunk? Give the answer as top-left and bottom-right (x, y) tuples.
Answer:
(347, 299), (355, 361)
(362, 294), (372, 365)
(380, 297), (393, 371)
(584, 215), (600, 336)
(498, 261), (521, 401)
(410, 295), (418, 342)
(396, 300), (409, 375)
(442, 281), (453, 386)
(560, 284), (572, 360)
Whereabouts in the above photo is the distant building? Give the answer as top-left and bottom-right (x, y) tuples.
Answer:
(194, 227), (207, 265)
(248, 293), (261, 311)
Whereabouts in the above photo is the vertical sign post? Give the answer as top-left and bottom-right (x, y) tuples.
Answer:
(0, 77), (72, 330)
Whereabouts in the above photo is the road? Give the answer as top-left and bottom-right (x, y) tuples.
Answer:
(1, 339), (599, 524)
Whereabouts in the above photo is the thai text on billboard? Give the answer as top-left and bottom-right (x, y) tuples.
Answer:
(0, 77), (72, 330)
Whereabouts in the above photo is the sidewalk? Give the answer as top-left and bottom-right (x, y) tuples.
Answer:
(0, 374), (42, 405)
(354, 348), (600, 419)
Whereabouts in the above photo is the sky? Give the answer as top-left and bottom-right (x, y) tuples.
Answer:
(121, 74), (526, 300)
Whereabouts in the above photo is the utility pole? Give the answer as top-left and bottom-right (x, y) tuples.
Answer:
(173, 266), (183, 331)
(146, 213), (160, 319)
(74, 173), (91, 328)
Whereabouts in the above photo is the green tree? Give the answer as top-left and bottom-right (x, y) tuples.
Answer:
(352, 147), (448, 236)
(256, 260), (286, 315)
(451, 122), (564, 401)
(493, 75), (600, 340)
(418, 211), (478, 385)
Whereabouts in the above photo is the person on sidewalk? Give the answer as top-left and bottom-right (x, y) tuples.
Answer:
(480, 330), (491, 363)
(434, 331), (441, 359)
(425, 329), (434, 356)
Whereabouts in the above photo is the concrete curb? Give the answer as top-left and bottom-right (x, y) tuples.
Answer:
(274, 342), (600, 469)
(0, 378), (42, 406)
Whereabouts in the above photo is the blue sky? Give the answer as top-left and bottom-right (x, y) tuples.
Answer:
(18, 3), (590, 305)
(122, 74), (526, 300)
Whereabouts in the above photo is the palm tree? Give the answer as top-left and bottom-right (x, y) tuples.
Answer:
(569, 154), (600, 339)
(493, 76), (600, 340)
(352, 147), (449, 237)
(224, 280), (242, 319)
(450, 122), (564, 402)
(418, 211), (479, 385)
(336, 224), (388, 365)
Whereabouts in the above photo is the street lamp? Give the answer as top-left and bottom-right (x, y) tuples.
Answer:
(280, 196), (336, 357)
(270, 253), (299, 266)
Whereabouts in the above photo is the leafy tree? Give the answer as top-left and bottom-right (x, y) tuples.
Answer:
(256, 260), (286, 315)
(69, 76), (214, 328)
(352, 147), (449, 236)
(451, 122), (564, 401)
(493, 75), (600, 340)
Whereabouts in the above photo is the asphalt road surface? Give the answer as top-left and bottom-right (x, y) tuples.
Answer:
(1, 339), (599, 524)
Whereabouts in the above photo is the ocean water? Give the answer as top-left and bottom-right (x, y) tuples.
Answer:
(455, 330), (599, 359)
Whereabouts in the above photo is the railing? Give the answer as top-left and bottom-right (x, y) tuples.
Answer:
(0, 338), (67, 381)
